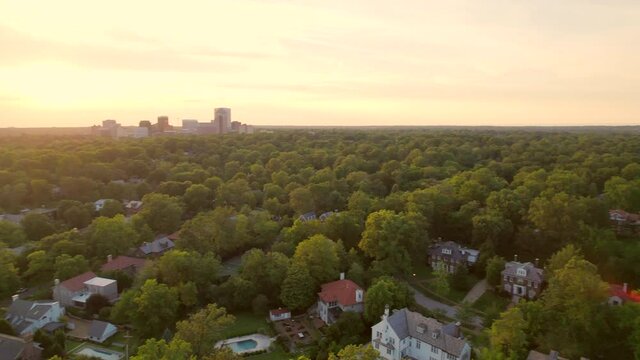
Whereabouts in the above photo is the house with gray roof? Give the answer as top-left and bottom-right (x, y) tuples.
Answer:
(0, 333), (42, 360)
(501, 257), (545, 301)
(371, 307), (471, 360)
(88, 320), (118, 343)
(4, 298), (65, 336)
(136, 235), (175, 257)
(428, 241), (479, 274)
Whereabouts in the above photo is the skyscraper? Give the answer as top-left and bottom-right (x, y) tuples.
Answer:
(214, 108), (231, 134)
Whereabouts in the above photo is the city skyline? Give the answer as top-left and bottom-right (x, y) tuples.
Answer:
(1, 0), (640, 127)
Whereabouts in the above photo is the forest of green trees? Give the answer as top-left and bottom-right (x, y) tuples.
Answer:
(1, 129), (640, 359)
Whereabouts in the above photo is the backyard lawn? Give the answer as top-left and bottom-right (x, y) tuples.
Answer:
(222, 312), (272, 338)
(409, 267), (480, 305)
(471, 291), (510, 314)
(246, 343), (290, 360)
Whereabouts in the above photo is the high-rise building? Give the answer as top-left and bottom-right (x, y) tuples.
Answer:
(157, 116), (170, 132)
(214, 108), (231, 134)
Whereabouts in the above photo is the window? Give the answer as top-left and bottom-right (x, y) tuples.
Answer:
(430, 357), (438, 360)
(376, 331), (382, 338)
(390, 338), (395, 345)
(516, 268), (527, 277)
(416, 340), (421, 349)
(442, 248), (452, 255)
(431, 345), (439, 354)
(386, 348), (392, 355)
(447, 353), (456, 360)
(375, 342), (379, 349)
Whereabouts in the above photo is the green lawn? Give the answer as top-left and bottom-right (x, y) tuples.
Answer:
(246, 343), (290, 360)
(222, 312), (272, 338)
(471, 291), (510, 314)
(409, 267), (481, 305)
(65, 339), (84, 352)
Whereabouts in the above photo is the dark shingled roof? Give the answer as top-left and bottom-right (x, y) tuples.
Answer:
(386, 308), (468, 357)
(88, 320), (115, 340)
(0, 333), (25, 360)
(502, 261), (544, 283)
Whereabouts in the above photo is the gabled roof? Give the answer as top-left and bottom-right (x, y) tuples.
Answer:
(609, 209), (640, 223)
(269, 308), (290, 316)
(502, 261), (544, 283)
(138, 236), (175, 255)
(318, 279), (363, 306)
(385, 308), (468, 357)
(428, 241), (479, 264)
(6, 300), (56, 320)
(0, 333), (25, 360)
(100, 256), (148, 273)
(88, 320), (116, 340)
(58, 271), (97, 292)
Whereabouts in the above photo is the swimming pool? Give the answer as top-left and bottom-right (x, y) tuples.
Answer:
(75, 347), (122, 360)
(228, 339), (258, 352)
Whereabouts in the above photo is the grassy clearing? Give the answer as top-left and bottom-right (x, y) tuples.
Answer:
(222, 312), (272, 338)
(246, 342), (290, 360)
(471, 291), (510, 314)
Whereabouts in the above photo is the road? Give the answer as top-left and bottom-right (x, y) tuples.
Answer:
(462, 279), (488, 304)
(408, 284), (484, 328)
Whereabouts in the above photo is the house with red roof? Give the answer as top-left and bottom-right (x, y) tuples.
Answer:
(53, 271), (118, 308)
(269, 308), (291, 322)
(317, 273), (364, 325)
(100, 255), (148, 276)
(608, 283), (640, 306)
(609, 209), (640, 235)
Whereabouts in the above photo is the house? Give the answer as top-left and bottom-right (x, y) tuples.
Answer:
(501, 257), (545, 301)
(371, 307), (471, 360)
(269, 308), (291, 322)
(0, 333), (42, 360)
(428, 241), (479, 274)
(88, 320), (118, 343)
(298, 212), (317, 222)
(608, 283), (640, 306)
(317, 274), (364, 325)
(53, 272), (118, 308)
(124, 200), (143, 215)
(94, 199), (108, 212)
(319, 211), (336, 221)
(136, 235), (175, 257)
(527, 350), (569, 360)
(609, 209), (640, 234)
(4, 298), (65, 336)
(100, 255), (148, 276)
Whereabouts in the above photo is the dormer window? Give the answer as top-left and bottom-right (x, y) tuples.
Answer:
(516, 268), (527, 277)
(442, 248), (452, 255)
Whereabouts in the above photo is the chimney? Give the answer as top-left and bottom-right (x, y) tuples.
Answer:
(624, 283), (628, 293)
(383, 304), (390, 320)
(340, 272), (345, 280)
(535, 258), (539, 267)
(514, 254), (518, 262)
(54, 278), (60, 286)
(549, 350), (559, 360)
(12, 294), (19, 302)
(107, 254), (113, 263)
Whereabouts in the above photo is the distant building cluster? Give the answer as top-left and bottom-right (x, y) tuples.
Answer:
(91, 107), (253, 139)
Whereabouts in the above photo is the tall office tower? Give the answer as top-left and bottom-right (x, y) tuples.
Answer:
(157, 116), (170, 132)
(214, 108), (231, 134)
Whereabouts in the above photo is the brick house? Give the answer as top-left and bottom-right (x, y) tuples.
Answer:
(428, 240), (479, 274)
(501, 258), (545, 301)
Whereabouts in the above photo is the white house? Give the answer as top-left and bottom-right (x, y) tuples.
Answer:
(371, 307), (471, 360)
(317, 274), (364, 325)
(4, 298), (65, 336)
(269, 308), (291, 322)
(53, 272), (118, 308)
(94, 199), (108, 212)
(88, 320), (118, 343)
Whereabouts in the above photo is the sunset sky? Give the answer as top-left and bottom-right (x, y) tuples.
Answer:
(1, 0), (639, 127)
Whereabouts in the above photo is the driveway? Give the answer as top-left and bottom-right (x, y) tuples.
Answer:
(462, 279), (488, 304)
(408, 285), (484, 328)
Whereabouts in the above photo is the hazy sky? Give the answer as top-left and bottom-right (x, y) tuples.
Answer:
(1, 0), (639, 127)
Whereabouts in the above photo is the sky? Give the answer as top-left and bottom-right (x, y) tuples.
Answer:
(0, 0), (639, 127)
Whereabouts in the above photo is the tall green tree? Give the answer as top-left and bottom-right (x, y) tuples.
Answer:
(488, 307), (528, 360)
(175, 304), (235, 357)
(363, 277), (414, 323)
(280, 262), (316, 312)
(137, 193), (184, 234)
(292, 234), (340, 285)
